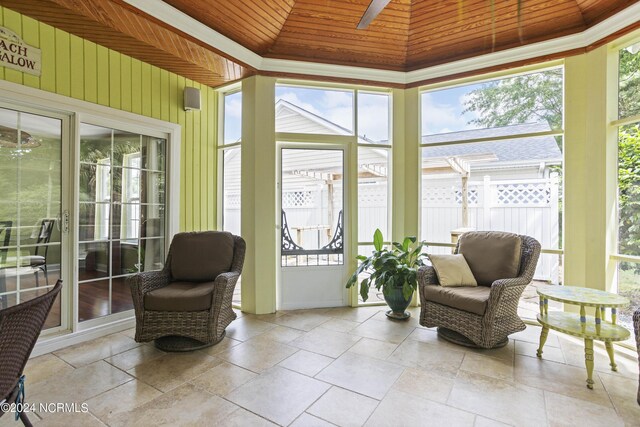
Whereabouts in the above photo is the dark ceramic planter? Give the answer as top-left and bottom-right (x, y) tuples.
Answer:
(384, 284), (412, 320)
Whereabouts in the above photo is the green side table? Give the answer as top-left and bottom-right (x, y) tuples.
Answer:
(536, 285), (630, 389)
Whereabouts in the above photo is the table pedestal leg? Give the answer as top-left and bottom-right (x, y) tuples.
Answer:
(605, 342), (617, 371)
(537, 326), (549, 357)
(584, 338), (595, 389)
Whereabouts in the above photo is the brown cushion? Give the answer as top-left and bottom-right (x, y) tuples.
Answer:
(458, 231), (522, 286)
(422, 285), (491, 315)
(144, 281), (216, 312)
(170, 231), (235, 282)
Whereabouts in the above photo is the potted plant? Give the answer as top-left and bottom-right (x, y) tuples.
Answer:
(346, 229), (428, 320)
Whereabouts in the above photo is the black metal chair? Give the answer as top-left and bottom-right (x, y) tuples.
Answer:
(0, 280), (62, 426)
(21, 219), (55, 287)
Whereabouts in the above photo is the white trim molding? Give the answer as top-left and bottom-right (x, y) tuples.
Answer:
(125, 0), (640, 85)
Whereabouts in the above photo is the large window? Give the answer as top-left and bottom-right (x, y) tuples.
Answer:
(615, 40), (640, 331)
(219, 88), (242, 306)
(78, 124), (166, 322)
(420, 67), (564, 319)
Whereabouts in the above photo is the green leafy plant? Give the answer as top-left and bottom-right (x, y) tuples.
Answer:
(346, 229), (428, 302)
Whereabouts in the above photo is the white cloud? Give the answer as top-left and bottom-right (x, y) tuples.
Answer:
(421, 92), (478, 135)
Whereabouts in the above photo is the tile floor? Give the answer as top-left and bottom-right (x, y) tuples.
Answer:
(2, 306), (639, 427)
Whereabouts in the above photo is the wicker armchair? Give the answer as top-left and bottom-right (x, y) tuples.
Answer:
(0, 280), (62, 426)
(419, 231), (541, 349)
(130, 231), (245, 351)
(634, 307), (639, 405)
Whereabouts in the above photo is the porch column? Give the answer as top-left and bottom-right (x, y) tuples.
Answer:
(564, 46), (618, 292)
(241, 76), (277, 314)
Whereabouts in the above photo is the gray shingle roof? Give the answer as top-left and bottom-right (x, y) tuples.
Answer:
(422, 123), (562, 163)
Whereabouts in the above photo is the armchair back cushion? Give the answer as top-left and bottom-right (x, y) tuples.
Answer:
(170, 231), (235, 282)
(458, 231), (522, 286)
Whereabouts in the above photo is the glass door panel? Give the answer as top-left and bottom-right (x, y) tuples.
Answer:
(78, 123), (167, 322)
(0, 107), (63, 330)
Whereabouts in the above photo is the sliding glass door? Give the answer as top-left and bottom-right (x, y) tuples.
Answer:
(0, 105), (69, 332)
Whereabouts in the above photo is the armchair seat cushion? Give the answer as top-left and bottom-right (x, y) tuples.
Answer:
(144, 281), (216, 312)
(422, 284), (492, 315)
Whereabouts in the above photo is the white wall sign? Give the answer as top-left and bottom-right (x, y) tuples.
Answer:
(0, 27), (41, 76)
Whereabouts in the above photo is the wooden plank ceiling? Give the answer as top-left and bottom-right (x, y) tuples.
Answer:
(0, 0), (252, 87)
(164, 0), (639, 71)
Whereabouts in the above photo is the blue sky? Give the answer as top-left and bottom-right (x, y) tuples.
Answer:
(222, 83), (487, 144)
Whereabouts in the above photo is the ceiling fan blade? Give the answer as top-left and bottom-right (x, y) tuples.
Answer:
(357, 0), (392, 29)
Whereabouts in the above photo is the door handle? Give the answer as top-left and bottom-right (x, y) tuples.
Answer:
(62, 210), (70, 234)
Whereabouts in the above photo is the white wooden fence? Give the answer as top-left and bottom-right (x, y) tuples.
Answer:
(224, 174), (561, 282)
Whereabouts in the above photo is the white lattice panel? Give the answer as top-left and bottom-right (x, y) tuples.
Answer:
(283, 191), (314, 208)
(224, 193), (241, 208)
(496, 183), (550, 205)
(423, 186), (479, 205)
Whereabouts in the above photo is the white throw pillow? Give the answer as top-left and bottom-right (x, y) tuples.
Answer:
(428, 254), (478, 287)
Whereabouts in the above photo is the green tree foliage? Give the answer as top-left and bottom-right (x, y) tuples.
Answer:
(462, 69), (563, 131)
(618, 124), (640, 256)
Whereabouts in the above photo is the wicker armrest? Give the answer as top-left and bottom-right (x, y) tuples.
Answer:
(129, 270), (171, 296)
(418, 266), (439, 286)
(490, 276), (531, 289)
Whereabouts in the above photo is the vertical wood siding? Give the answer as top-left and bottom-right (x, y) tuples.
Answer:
(0, 6), (217, 232)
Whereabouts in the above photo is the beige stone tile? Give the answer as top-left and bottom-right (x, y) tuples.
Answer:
(217, 338), (298, 373)
(392, 367), (454, 404)
(387, 339), (465, 378)
(323, 306), (381, 323)
(189, 362), (257, 396)
(35, 411), (106, 426)
(291, 413), (336, 427)
(290, 328), (361, 358)
(221, 408), (278, 426)
(559, 337), (639, 379)
(515, 340), (565, 364)
(609, 393), (640, 426)
(308, 387), (379, 427)
(120, 328), (136, 339)
(86, 380), (162, 425)
(23, 354), (74, 385)
(246, 311), (286, 323)
(272, 312), (331, 331)
(319, 318), (361, 333)
(226, 367), (331, 426)
(107, 383), (240, 427)
(201, 336), (242, 356)
(461, 352), (514, 382)
(127, 351), (222, 392)
(105, 345), (165, 371)
(347, 337), (398, 360)
(278, 350), (334, 377)
(350, 318), (415, 345)
(407, 328), (515, 364)
(225, 316), (276, 341)
(53, 333), (140, 367)
(316, 352), (404, 399)
(598, 371), (638, 400)
(366, 389), (475, 427)
(474, 416), (513, 427)
(448, 370), (546, 427)
(29, 361), (133, 418)
(544, 390), (624, 427)
(371, 309), (421, 327)
(511, 325), (560, 348)
(248, 325), (305, 344)
(514, 355), (613, 407)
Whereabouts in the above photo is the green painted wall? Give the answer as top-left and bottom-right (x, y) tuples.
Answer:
(0, 6), (217, 232)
